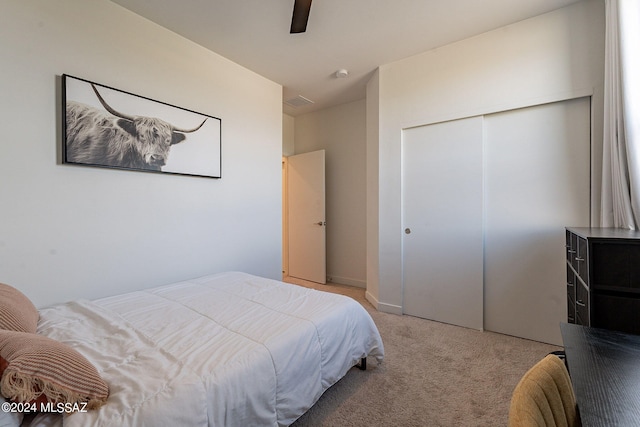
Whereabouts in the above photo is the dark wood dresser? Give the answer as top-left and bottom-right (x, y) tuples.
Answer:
(566, 227), (640, 335)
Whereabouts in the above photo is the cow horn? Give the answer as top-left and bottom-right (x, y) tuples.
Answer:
(173, 118), (208, 133)
(91, 84), (135, 121)
(91, 84), (207, 133)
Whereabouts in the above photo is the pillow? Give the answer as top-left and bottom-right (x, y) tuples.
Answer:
(0, 283), (39, 333)
(0, 330), (109, 411)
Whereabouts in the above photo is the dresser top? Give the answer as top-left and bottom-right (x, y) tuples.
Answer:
(567, 227), (640, 240)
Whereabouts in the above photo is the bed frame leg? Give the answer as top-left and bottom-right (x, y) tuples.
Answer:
(358, 357), (367, 370)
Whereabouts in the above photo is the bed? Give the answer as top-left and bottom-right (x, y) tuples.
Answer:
(1, 272), (384, 426)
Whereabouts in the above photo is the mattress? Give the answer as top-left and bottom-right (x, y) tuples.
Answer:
(31, 272), (384, 426)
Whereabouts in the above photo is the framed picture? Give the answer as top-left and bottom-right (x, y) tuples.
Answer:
(62, 74), (221, 178)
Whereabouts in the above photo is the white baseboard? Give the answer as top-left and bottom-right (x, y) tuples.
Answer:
(377, 302), (403, 315)
(365, 291), (403, 315)
(326, 276), (403, 315)
(365, 290), (378, 308)
(327, 275), (366, 288)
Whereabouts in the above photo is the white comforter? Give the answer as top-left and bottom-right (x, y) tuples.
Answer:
(34, 272), (384, 427)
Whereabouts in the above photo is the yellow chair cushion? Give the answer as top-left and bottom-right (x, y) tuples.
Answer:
(508, 354), (580, 427)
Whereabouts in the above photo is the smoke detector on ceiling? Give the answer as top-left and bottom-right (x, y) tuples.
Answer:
(335, 69), (349, 78)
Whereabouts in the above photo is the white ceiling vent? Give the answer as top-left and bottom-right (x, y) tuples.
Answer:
(284, 95), (314, 108)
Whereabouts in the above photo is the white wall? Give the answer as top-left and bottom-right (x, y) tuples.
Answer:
(367, 0), (605, 318)
(282, 114), (295, 157)
(366, 70), (381, 307)
(282, 114), (294, 276)
(294, 100), (367, 287)
(0, 0), (283, 308)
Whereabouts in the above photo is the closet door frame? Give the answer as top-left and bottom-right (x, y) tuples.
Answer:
(401, 97), (591, 344)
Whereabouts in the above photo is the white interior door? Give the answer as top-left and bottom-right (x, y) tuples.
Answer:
(402, 117), (484, 330)
(287, 150), (326, 284)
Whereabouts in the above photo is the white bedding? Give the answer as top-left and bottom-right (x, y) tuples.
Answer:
(33, 272), (384, 427)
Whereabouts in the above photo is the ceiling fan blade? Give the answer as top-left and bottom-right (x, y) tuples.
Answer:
(290, 0), (312, 34)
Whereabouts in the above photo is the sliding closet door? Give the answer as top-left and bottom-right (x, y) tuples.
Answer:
(402, 117), (484, 330)
(483, 98), (590, 345)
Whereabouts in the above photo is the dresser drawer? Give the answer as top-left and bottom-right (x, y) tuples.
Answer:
(592, 293), (640, 335)
(575, 281), (589, 326)
(576, 236), (588, 283)
(567, 268), (576, 323)
(565, 230), (574, 263)
(591, 242), (640, 290)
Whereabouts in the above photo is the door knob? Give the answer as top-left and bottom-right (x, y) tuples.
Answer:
(405, 228), (411, 234)
(316, 221), (326, 226)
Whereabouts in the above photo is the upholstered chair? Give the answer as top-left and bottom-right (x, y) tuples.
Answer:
(508, 354), (581, 427)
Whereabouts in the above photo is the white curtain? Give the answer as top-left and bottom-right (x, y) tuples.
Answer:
(601, 0), (640, 229)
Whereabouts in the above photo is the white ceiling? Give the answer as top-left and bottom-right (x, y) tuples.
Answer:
(110, 0), (583, 116)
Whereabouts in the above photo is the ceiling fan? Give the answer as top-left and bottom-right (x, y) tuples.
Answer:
(290, 0), (312, 34)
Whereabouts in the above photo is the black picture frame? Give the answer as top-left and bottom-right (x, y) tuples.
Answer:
(62, 74), (221, 178)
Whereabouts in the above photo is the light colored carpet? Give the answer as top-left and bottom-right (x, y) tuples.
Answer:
(284, 277), (560, 427)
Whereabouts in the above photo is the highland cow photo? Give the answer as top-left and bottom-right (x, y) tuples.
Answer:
(62, 74), (221, 178)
